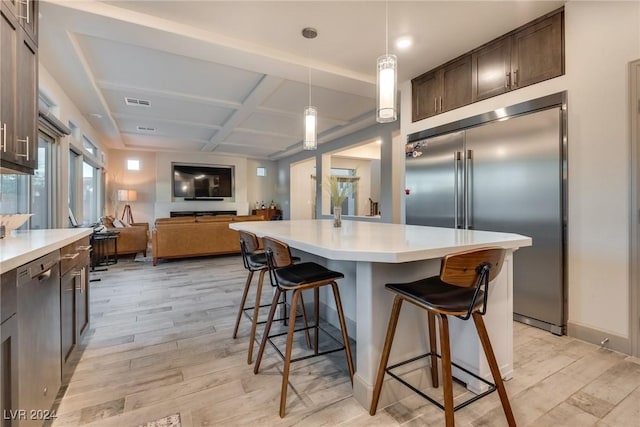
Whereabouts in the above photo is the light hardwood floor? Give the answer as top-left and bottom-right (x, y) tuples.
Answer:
(50, 255), (640, 427)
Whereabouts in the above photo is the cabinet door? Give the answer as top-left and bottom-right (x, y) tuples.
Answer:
(441, 55), (472, 112)
(16, 30), (36, 169)
(1, 315), (18, 427)
(1, 4), (18, 165)
(472, 37), (512, 101)
(18, 0), (37, 45)
(511, 12), (563, 89)
(60, 270), (76, 372)
(412, 71), (441, 122)
(76, 267), (89, 339)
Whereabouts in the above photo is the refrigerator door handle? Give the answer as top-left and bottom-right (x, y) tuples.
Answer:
(454, 152), (460, 228)
(465, 149), (473, 229)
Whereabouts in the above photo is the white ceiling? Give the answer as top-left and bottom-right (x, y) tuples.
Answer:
(39, 0), (565, 160)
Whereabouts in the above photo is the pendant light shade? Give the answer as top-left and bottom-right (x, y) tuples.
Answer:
(376, 53), (397, 123)
(376, 1), (397, 123)
(303, 105), (317, 150)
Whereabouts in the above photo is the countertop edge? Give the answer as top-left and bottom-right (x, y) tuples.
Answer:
(0, 228), (93, 271)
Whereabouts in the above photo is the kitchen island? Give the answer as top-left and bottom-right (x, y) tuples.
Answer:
(230, 219), (532, 410)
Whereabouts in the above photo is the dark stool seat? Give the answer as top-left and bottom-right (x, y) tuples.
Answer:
(387, 276), (485, 314)
(233, 231), (306, 364)
(253, 236), (354, 418)
(370, 247), (516, 427)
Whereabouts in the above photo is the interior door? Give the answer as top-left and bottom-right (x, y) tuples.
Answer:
(405, 131), (464, 227)
(465, 108), (564, 331)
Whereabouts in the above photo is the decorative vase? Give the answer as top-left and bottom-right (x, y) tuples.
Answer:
(333, 206), (342, 227)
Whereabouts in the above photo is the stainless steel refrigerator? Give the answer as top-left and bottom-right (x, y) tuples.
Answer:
(405, 98), (566, 335)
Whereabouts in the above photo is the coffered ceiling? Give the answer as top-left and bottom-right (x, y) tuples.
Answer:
(39, 0), (564, 160)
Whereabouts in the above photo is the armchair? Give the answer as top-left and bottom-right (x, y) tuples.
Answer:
(103, 216), (149, 258)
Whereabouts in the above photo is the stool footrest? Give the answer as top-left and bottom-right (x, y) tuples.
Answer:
(267, 324), (347, 364)
(242, 300), (300, 326)
(386, 352), (497, 412)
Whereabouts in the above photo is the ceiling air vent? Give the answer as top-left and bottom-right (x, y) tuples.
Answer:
(136, 126), (156, 132)
(124, 97), (151, 107)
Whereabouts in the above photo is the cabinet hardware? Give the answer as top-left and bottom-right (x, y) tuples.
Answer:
(17, 0), (30, 24)
(505, 72), (511, 89)
(434, 97), (438, 112)
(62, 253), (79, 260)
(1, 123), (6, 152)
(513, 69), (519, 87)
(76, 245), (91, 251)
(16, 136), (29, 160)
(439, 96), (443, 112)
(71, 271), (82, 277)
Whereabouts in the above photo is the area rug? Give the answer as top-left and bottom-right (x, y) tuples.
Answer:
(136, 413), (181, 427)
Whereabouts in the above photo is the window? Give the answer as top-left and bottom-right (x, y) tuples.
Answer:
(256, 167), (266, 177)
(69, 149), (80, 224)
(83, 135), (97, 156)
(83, 161), (100, 223)
(127, 159), (140, 171)
(0, 174), (29, 216)
(30, 133), (55, 229)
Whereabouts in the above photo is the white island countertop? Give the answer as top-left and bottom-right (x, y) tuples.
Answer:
(230, 219), (532, 263)
(0, 228), (93, 271)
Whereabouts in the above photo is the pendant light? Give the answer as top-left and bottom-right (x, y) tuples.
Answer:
(376, 1), (397, 123)
(303, 27), (318, 150)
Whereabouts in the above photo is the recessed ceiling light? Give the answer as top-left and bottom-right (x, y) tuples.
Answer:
(395, 36), (413, 50)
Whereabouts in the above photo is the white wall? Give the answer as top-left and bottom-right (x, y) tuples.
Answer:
(289, 158), (316, 220)
(153, 151), (277, 219)
(400, 1), (640, 340)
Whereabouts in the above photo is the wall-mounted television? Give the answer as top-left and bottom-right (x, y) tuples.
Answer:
(172, 163), (234, 200)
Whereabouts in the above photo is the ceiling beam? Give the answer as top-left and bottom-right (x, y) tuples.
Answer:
(110, 113), (223, 130)
(202, 75), (284, 152)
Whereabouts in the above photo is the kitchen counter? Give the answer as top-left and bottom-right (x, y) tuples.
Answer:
(230, 219), (532, 410)
(0, 228), (93, 271)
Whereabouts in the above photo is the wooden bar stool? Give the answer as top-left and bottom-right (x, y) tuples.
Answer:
(253, 236), (355, 418)
(369, 247), (516, 427)
(233, 230), (308, 364)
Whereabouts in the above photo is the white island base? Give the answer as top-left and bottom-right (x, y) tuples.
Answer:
(230, 220), (531, 411)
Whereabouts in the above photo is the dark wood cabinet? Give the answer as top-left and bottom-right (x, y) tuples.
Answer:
(1, 268), (18, 427)
(511, 11), (563, 89)
(472, 37), (512, 102)
(60, 236), (91, 379)
(0, 0), (37, 174)
(413, 8), (564, 121)
(252, 208), (282, 221)
(412, 55), (472, 122)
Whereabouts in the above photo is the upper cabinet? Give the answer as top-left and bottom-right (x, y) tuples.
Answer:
(413, 55), (472, 121)
(413, 8), (564, 122)
(0, 0), (38, 174)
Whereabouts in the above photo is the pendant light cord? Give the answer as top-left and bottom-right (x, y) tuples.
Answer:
(308, 66), (311, 105)
(385, 0), (389, 56)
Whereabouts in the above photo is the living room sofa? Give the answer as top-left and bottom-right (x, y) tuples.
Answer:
(151, 215), (264, 265)
(103, 216), (149, 258)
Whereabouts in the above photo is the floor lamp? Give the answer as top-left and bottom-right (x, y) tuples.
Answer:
(118, 189), (137, 224)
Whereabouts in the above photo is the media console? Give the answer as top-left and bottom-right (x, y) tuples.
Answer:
(170, 210), (237, 217)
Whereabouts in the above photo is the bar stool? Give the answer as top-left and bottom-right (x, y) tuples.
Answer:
(369, 247), (515, 427)
(253, 236), (355, 418)
(233, 231), (307, 364)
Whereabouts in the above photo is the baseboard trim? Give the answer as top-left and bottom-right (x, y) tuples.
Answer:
(567, 322), (631, 355)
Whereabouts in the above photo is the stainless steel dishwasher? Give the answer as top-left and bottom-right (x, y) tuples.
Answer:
(17, 251), (61, 427)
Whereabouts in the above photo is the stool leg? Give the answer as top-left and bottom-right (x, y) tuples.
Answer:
(233, 270), (254, 339)
(472, 312), (516, 427)
(254, 287), (282, 375)
(331, 282), (354, 381)
(427, 311), (439, 388)
(299, 292), (312, 348)
(369, 295), (403, 416)
(247, 269), (266, 364)
(280, 289), (301, 418)
(437, 314), (454, 427)
(314, 287), (320, 354)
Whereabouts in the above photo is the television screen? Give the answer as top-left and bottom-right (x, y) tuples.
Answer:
(173, 164), (234, 199)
